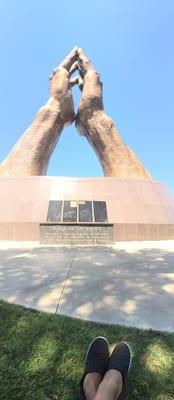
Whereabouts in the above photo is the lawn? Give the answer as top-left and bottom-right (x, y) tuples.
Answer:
(0, 300), (173, 400)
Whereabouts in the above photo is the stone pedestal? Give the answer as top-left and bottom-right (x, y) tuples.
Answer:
(0, 176), (174, 242)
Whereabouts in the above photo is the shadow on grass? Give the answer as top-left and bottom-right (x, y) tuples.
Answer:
(0, 301), (174, 400)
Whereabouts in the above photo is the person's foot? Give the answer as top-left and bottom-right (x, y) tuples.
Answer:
(79, 336), (109, 400)
(106, 342), (132, 399)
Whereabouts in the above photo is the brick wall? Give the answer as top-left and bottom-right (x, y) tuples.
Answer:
(40, 223), (113, 245)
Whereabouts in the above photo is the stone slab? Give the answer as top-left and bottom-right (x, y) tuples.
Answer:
(0, 241), (174, 332)
(0, 244), (76, 313)
(40, 223), (113, 245)
(57, 242), (174, 332)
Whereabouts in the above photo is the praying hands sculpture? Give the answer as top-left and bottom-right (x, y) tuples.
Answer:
(0, 47), (151, 179)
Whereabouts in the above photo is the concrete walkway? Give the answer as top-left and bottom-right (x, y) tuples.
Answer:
(0, 241), (174, 332)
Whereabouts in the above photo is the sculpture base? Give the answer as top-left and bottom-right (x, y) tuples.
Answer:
(0, 176), (174, 242)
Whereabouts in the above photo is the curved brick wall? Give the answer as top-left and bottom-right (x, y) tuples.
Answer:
(0, 176), (174, 241)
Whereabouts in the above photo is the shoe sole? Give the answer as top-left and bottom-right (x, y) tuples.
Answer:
(120, 341), (132, 373)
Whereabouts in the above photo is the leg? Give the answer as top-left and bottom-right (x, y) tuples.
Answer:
(94, 342), (132, 400)
(83, 372), (102, 400)
(94, 370), (122, 400)
(79, 337), (109, 400)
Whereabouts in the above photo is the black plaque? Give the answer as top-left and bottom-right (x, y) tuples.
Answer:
(79, 201), (93, 222)
(63, 201), (77, 222)
(93, 201), (108, 222)
(47, 201), (62, 222)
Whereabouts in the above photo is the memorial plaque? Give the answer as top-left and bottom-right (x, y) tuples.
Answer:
(47, 201), (62, 222)
(79, 201), (93, 222)
(63, 200), (77, 222)
(93, 201), (108, 222)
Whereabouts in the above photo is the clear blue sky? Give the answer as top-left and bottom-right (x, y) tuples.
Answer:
(0, 1), (173, 194)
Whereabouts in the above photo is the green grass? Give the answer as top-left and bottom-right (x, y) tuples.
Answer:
(0, 301), (174, 400)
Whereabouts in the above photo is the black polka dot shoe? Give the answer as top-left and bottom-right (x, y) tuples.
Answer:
(107, 342), (132, 400)
(79, 336), (109, 400)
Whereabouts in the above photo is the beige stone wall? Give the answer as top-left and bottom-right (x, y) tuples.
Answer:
(0, 223), (39, 241)
(0, 176), (174, 224)
(0, 176), (174, 241)
(113, 223), (174, 241)
(0, 221), (174, 242)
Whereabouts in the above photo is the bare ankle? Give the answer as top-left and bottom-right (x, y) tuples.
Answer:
(83, 372), (102, 400)
(106, 369), (122, 393)
(94, 370), (122, 400)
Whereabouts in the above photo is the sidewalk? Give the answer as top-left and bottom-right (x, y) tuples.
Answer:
(0, 240), (174, 332)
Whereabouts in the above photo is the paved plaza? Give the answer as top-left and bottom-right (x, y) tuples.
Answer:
(0, 240), (174, 332)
